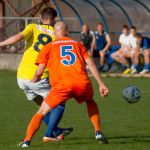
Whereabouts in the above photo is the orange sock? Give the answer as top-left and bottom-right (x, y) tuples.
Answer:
(24, 113), (44, 142)
(86, 100), (101, 132)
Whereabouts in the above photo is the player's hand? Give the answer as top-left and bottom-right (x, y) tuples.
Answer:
(99, 84), (108, 98)
(30, 77), (41, 83)
(90, 50), (94, 57)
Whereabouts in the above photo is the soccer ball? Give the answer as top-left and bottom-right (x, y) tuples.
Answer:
(123, 86), (141, 103)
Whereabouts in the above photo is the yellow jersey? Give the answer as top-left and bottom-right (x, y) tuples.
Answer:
(17, 24), (55, 79)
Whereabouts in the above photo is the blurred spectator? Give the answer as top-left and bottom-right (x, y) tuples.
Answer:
(121, 26), (138, 74)
(131, 33), (150, 74)
(94, 23), (111, 71)
(80, 24), (95, 56)
(111, 25), (130, 71)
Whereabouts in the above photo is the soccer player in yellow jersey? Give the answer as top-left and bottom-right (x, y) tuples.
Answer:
(0, 7), (72, 142)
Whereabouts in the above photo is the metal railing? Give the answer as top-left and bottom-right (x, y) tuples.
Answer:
(0, 17), (150, 53)
(0, 17), (79, 53)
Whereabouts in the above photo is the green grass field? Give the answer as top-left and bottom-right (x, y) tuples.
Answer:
(0, 70), (150, 150)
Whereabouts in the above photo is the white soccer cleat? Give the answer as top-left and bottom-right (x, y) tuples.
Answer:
(17, 141), (30, 148)
(131, 69), (138, 74)
(140, 69), (149, 74)
(95, 131), (108, 144)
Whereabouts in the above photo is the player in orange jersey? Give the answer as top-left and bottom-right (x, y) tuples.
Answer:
(18, 21), (109, 148)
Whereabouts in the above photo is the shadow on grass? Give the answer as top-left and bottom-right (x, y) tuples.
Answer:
(108, 135), (150, 144)
(63, 135), (150, 145)
(18, 135), (150, 148)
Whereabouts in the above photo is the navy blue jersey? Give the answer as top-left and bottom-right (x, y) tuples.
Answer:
(95, 31), (107, 51)
(141, 37), (150, 50)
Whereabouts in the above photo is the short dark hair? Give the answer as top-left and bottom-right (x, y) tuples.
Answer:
(40, 7), (57, 20)
(122, 25), (129, 30)
(130, 26), (136, 30)
(97, 22), (103, 26)
(136, 33), (142, 39)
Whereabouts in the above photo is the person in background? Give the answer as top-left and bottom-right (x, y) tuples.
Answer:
(131, 33), (150, 74)
(94, 23), (111, 71)
(122, 26), (138, 74)
(111, 25), (130, 72)
(80, 24), (95, 56)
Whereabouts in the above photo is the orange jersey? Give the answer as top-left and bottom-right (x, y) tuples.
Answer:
(36, 37), (90, 86)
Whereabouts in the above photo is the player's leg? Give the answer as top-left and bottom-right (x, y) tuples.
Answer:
(18, 79), (72, 142)
(18, 86), (71, 147)
(111, 49), (127, 71)
(42, 87), (73, 142)
(33, 95), (52, 126)
(140, 50), (150, 74)
(43, 104), (65, 140)
(99, 50), (105, 71)
(75, 83), (108, 144)
(121, 52), (132, 74)
(24, 87), (65, 139)
(111, 50), (122, 64)
(19, 101), (52, 148)
(86, 99), (101, 131)
(31, 79), (72, 139)
(85, 99), (108, 144)
(17, 78), (51, 125)
(131, 51), (141, 74)
(121, 53), (131, 67)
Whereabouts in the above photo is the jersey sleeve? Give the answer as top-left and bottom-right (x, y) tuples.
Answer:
(119, 34), (123, 44)
(35, 43), (51, 66)
(89, 30), (94, 36)
(21, 24), (35, 40)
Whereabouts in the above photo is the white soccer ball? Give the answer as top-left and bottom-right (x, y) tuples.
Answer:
(123, 86), (141, 103)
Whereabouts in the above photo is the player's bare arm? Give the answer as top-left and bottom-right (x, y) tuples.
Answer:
(0, 33), (24, 47)
(102, 34), (111, 52)
(90, 34), (96, 56)
(85, 57), (108, 97)
(31, 64), (46, 83)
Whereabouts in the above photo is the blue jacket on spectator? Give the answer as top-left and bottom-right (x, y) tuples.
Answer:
(141, 37), (150, 50)
(94, 31), (107, 51)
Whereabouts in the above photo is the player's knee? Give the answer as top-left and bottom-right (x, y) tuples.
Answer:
(100, 53), (104, 58)
(144, 50), (149, 56)
(37, 101), (51, 115)
(111, 53), (117, 59)
(120, 54), (124, 59)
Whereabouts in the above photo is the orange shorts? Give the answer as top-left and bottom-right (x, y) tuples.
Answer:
(45, 81), (93, 108)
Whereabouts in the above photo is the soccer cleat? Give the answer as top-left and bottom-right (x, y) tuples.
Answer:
(61, 127), (73, 136)
(131, 68), (138, 74)
(17, 141), (30, 148)
(140, 69), (149, 74)
(95, 131), (108, 144)
(43, 137), (59, 143)
(123, 68), (132, 74)
(56, 127), (73, 140)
